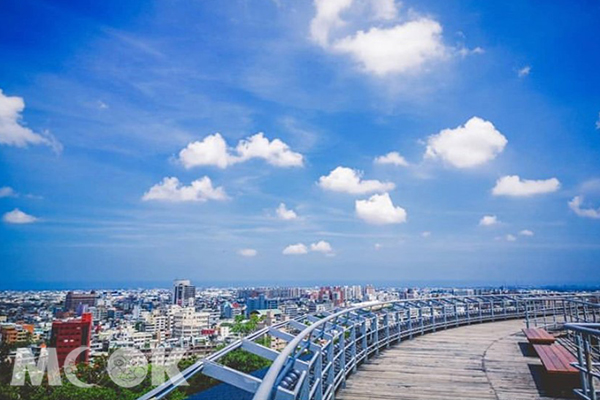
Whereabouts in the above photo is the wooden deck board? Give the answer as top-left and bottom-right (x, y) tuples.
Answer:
(336, 319), (570, 400)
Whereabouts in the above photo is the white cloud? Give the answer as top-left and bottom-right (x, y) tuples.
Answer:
(0, 89), (62, 152)
(332, 19), (446, 76)
(568, 196), (600, 219)
(235, 133), (304, 167)
(374, 151), (409, 167)
(492, 175), (560, 197)
(309, 1), (451, 77)
(355, 192), (407, 224)
(276, 203), (298, 220)
(179, 133), (231, 169)
(3, 208), (38, 224)
(98, 100), (109, 109)
(458, 46), (485, 57)
(518, 65), (531, 77)
(374, 243), (382, 250)
(0, 186), (17, 198)
(283, 243), (308, 255)
(310, 0), (354, 47)
(596, 112), (600, 130)
(310, 240), (334, 255)
(519, 230), (534, 236)
(421, 231), (431, 238)
(425, 117), (507, 168)
(178, 132), (303, 169)
(238, 248), (258, 257)
(479, 215), (498, 226)
(369, 0), (398, 20)
(142, 177), (227, 202)
(505, 234), (517, 242)
(318, 166), (395, 194)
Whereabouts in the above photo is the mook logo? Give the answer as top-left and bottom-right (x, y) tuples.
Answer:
(10, 347), (189, 388)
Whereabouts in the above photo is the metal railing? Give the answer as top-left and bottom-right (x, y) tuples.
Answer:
(565, 323), (600, 400)
(137, 293), (600, 400)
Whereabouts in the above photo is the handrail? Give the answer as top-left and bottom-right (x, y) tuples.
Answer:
(252, 293), (599, 400)
(135, 292), (600, 400)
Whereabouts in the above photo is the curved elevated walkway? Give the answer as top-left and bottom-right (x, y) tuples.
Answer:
(336, 319), (569, 400)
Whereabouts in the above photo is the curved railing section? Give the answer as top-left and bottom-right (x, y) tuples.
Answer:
(565, 323), (600, 400)
(138, 293), (600, 400)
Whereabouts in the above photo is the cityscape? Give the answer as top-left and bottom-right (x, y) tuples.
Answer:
(1, 0), (600, 399)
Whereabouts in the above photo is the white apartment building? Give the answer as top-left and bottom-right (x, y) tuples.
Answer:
(172, 307), (210, 339)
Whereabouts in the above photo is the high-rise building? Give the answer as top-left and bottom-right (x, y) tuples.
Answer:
(50, 313), (92, 368)
(173, 279), (196, 307)
(64, 291), (97, 311)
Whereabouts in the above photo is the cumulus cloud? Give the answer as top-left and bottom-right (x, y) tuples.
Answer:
(179, 132), (303, 169)
(309, 0), (450, 77)
(374, 243), (382, 250)
(492, 175), (560, 197)
(596, 112), (600, 130)
(0, 186), (17, 198)
(355, 192), (407, 224)
(518, 66), (531, 77)
(318, 166), (395, 194)
(332, 19), (446, 76)
(283, 241), (335, 256)
(142, 177), (227, 202)
(3, 208), (38, 224)
(276, 203), (298, 220)
(479, 215), (498, 226)
(425, 117), (507, 168)
(374, 151), (409, 167)
(568, 196), (600, 219)
(0, 89), (62, 152)
(235, 133), (304, 167)
(519, 229), (534, 236)
(421, 231), (431, 238)
(310, 240), (335, 255)
(238, 248), (258, 257)
(505, 234), (517, 242)
(283, 243), (308, 255)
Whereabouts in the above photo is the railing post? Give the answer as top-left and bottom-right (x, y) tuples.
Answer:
(373, 315), (379, 355)
(584, 333), (597, 400)
(454, 303), (458, 327)
(350, 320), (357, 373)
(407, 309), (413, 339)
(384, 313), (390, 348)
(314, 344), (323, 400)
(361, 318), (367, 361)
(339, 323), (346, 389)
(326, 339), (334, 396)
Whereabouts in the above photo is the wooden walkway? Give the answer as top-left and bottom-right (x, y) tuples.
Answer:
(337, 319), (572, 400)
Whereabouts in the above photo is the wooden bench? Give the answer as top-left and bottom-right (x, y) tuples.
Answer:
(523, 327), (555, 344)
(533, 344), (579, 375)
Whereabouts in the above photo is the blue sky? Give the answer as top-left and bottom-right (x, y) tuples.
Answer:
(1, 0), (599, 289)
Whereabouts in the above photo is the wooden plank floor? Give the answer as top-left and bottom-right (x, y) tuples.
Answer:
(336, 319), (571, 400)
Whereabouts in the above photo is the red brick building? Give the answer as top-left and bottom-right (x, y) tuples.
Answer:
(49, 313), (92, 368)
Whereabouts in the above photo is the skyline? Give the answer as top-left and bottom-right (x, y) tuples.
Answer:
(1, 0), (600, 288)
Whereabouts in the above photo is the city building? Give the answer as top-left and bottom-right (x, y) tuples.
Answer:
(171, 307), (210, 339)
(64, 291), (97, 311)
(49, 313), (92, 368)
(173, 279), (196, 307)
(0, 323), (33, 344)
